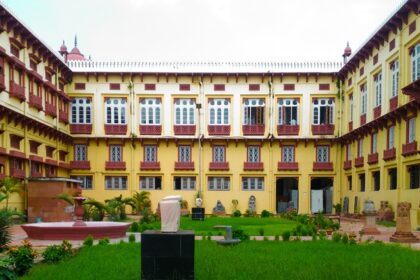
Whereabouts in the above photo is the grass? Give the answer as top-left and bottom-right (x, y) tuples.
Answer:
(140, 216), (297, 236)
(377, 220), (396, 227)
(22, 241), (420, 280)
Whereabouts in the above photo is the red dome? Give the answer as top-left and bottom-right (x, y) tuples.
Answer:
(67, 46), (85, 60)
(59, 41), (67, 53)
(343, 42), (352, 56)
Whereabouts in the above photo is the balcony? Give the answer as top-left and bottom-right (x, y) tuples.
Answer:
(70, 160), (90, 170)
(29, 94), (43, 110)
(175, 161), (195, 170)
(312, 124), (334, 135)
(0, 73), (5, 91)
(373, 106), (381, 119)
(208, 125), (230, 136)
(354, 157), (364, 167)
(45, 103), (57, 118)
(389, 96), (398, 111)
(59, 110), (69, 124)
(209, 162), (229, 171)
(9, 150), (26, 159)
(343, 160), (352, 170)
(312, 162), (333, 171)
(104, 124), (127, 135)
(360, 114), (366, 125)
(383, 148), (396, 161)
(278, 162), (299, 171)
(367, 153), (379, 164)
(59, 162), (70, 169)
(70, 124), (92, 134)
(243, 124), (265, 135)
(277, 125), (299, 136)
(29, 155), (43, 163)
(402, 141), (418, 156)
(174, 125), (196, 135)
(105, 161), (126, 170)
(140, 161), (161, 170)
(243, 162), (264, 171)
(139, 125), (162, 135)
(348, 121), (353, 132)
(30, 170), (43, 178)
(45, 159), (58, 166)
(10, 168), (25, 178)
(9, 81), (25, 102)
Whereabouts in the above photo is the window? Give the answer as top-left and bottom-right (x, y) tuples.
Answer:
(46, 146), (54, 158)
(144, 145), (157, 162)
(71, 176), (93, 190)
(74, 144), (87, 161)
(105, 176), (127, 190)
(371, 133), (377, 154)
(391, 60), (399, 97)
(209, 99), (229, 125)
(174, 177), (196, 190)
(359, 174), (365, 192)
(10, 135), (21, 150)
(31, 162), (41, 175)
(373, 171), (380, 191)
(389, 168), (397, 190)
(208, 177), (230, 191)
(349, 94), (353, 122)
(410, 44), (420, 82)
(374, 72), (382, 107)
(213, 145), (226, 162)
(140, 177), (162, 190)
(11, 158), (23, 171)
(174, 99), (195, 125)
(45, 165), (57, 177)
(409, 165), (420, 189)
(278, 99), (299, 125)
(178, 145), (191, 162)
(110, 145), (122, 162)
(360, 84), (367, 114)
(357, 139), (363, 157)
(242, 177), (264, 191)
(312, 98), (334, 125)
(282, 146), (295, 162)
(346, 144), (351, 161)
(71, 98), (92, 124)
(29, 141), (39, 154)
(316, 146), (329, 162)
(140, 98), (161, 125)
(105, 98), (126, 124)
(247, 146), (260, 162)
(388, 126), (395, 149)
(244, 99), (265, 125)
(408, 118), (416, 143)
(348, 175), (352, 191)
(10, 45), (19, 57)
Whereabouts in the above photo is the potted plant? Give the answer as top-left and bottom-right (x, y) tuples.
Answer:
(333, 203), (342, 215)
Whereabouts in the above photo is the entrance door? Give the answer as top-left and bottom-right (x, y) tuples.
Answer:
(311, 190), (323, 213)
(310, 177), (334, 214)
(276, 177), (299, 213)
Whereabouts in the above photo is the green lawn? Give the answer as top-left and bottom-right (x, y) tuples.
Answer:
(22, 241), (420, 280)
(141, 216), (298, 236)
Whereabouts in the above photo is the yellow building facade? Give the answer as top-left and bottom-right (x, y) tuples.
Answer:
(0, 1), (419, 227)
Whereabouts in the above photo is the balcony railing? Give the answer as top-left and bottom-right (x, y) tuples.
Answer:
(0, 73), (5, 91)
(277, 125), (299, 135)
(30, 170), (43, 178)
(175, 161), (195, 170)
(313, 162), (333, 171)
(360, 114), (366, 125)
(243, 124), (265, 135)
(59, 111), (69, 124)
(278, 162), (298, 171)
(243, 162), (264, 171)
(174, 125), (196, 135)
(139, 125), (162, 135)
(348, 121), (353, 132)
(354, 156), (364, 167)
(9, 81), (25, 102)
(367, 153), (378, 164)
(104, 124), (127, 135)
(383, 148), (396, 161)
(105, 161), (126, 170)
(389, 96), (398, 111)
(402, 141), (418, 156)
(45, 103), (57, 118)
(208, 125), (230, 136)
(209, 162), (229, 171)
(140, 161), (161, 170)
(70, 160), (90, 170)
(312, 124), (334, 135)
(70, 124), (92, 134)
(29, 94), (43, 110)
(343, 160), (352, 170)
(10, 168), (25, 178)
(373, 106), (381, 119)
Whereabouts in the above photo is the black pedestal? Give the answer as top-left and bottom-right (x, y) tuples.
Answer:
(141, 230), (195, 280)
(191, 207), (205, 221)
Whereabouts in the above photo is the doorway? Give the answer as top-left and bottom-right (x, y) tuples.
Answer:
(310, 177), (333, 214)
(276, 177), (298, 213)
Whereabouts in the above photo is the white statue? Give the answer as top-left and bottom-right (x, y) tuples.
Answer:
(160, 195), (182, 232)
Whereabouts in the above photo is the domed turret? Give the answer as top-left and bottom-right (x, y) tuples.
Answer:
(342, 42), (352, 63)
(67, 35), (86, 61)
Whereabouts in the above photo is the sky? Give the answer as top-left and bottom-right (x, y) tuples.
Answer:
(1, 0), (405, 62)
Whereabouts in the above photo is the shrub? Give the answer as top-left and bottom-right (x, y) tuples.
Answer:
(263, 237), (269, 241)
(0, 257), (16, 280)
(312, 233), (318, 241)
(274, 235), (279, 241)
(130, 222), (139, 232)
(259, 228), (264, 236)
(260, 210), (272, 218)
(83, 235), (94, 247)
(342, 233), (349, 244)
(8, 241), (37, 276)
(243, 209), (256, 218)
(232, 229), (249, 241)
(128, 234), (136, 243)
(98, 237), (110, 246)
(332, 232), (342, 243)
(296, 214), (310, 225)
(231, 210), (241, 217)
(42, 241), (72, 264)
(282, 231), (291, 241)
(319, 230), (327, 241)
(0, 208), (22, 253)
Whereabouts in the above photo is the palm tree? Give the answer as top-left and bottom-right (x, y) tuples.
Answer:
(105, 195), (136, 220)
(0, 177), (22, 209)
(132, 191), (151, 213)
(83, 199), (108, 221)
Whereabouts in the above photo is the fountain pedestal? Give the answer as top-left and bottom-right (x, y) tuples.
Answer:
(73, 196), (86, 227)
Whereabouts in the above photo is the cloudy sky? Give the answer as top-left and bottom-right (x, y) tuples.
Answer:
(2, 0), (404, 62)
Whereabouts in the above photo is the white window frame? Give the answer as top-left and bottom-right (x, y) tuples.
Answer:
(316, 145), (329, 162)
(208, 177), (230, 191)
(278, 99), (299, 125)
(349, 94), (353, 122)
(213, 145), (225, 162)
(374, 72), (382, 107)
(178, 145), (191, 162)
(174, 99), (195, 125)
(244, 99), (265, 125)
(372, 133), (377, 154)
(209, 99), (230, 125)
(139, 176), (162, 190)
(346, 144), (351, 161)
(312, 98), (334, 125)
(358, 139), (363, 157)
(110, 145), (122, 162)
(140, 98), (161, 125)
(408, 118), (416, 143)
(71, 98), (92, 124)
(282, 145), (295, 162)
(105, 176), (127, 190)
(411, 44), (420, 82)
(388, 126), (395, 149)
(391, 60), (399, 98)
(360, 84), (367, 114)
(242, 177), (264, 191)
(144, 145), (157, 162)
(105, 98), (127, 124)
(71, 175), (93, 190)
(174, 177), (196, 190)
(74, 144), (87, 161)
(247, 146), (260, 162)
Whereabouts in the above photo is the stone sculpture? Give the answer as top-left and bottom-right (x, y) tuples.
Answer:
(212, 200), (226, 215)
(248, 195), (256, 213)
(160, 195), (182, 232)
(359, 200), (380, 235)
(390, 202), (419, 243)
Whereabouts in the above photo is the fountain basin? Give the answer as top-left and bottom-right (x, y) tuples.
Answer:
(21, 222), (130, 240)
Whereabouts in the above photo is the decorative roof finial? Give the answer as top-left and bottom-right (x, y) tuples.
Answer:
(74, 35), (77, 47)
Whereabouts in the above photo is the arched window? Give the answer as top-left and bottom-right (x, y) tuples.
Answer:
(105, 98), (126, 124)
(140, 98), (161, 124)
(174, 98), (195, 125)
(71, 98), (91, 124)
(209, 99), (230, 125)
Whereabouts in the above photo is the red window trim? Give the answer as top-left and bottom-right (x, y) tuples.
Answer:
(143, 144), (157, 162)
(212, 144), (227, 162)
(109, 144), (124, 161)
(177, 144), (192, 162)
(246, 144), (261, 162)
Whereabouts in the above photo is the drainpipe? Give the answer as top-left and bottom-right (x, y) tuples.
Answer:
(197, 77), (204, 195)
(128, 79), (135, 194)
(268, 75), (274, 212)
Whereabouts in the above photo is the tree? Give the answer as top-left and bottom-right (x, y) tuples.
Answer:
(0, 177), (22, 209)
(132, 191), (151, 213)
